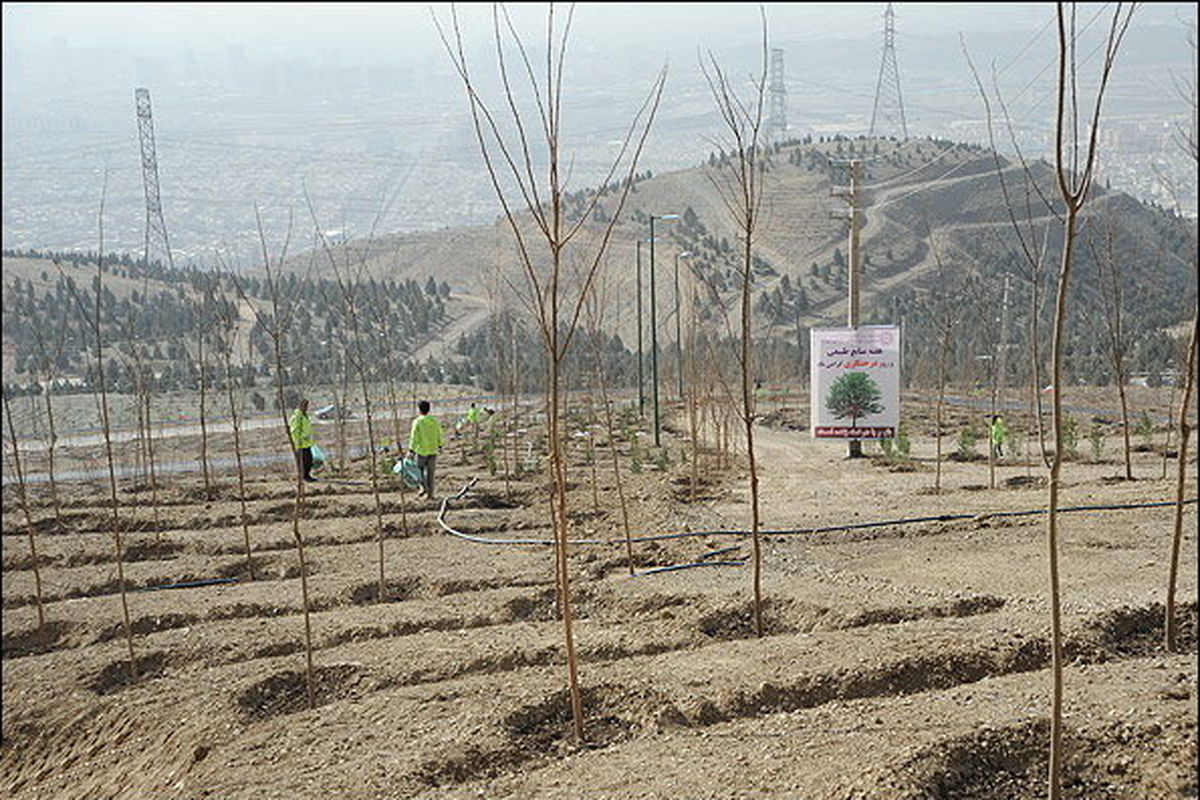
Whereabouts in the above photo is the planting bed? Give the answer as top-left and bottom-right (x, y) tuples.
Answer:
(2, 403), (1196, 799)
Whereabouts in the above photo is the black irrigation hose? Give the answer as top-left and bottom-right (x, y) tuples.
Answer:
(698, 545), (743, 560)
(135, 577), (239, 592)
(637, 561), (747, 576)
(438, 480), (1197, 548)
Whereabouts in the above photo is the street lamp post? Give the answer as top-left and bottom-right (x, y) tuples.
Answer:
(648, 213), (679, 447)
(674, 251), (693, 402)
(636, 239), (645, 417)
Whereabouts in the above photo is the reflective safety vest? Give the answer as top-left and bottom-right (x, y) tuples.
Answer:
(409, 414), (444, 456)
(289, 409), (314, 449)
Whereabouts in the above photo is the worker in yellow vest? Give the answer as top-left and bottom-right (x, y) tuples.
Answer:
(289, 398), (317, 482)
(466, 402), (482, 449)
(990, 414), (1008, 459)
(408, 400), (444, 499)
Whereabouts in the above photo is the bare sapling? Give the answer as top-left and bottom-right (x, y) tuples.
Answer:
(60, 176), (137, 678)
(507, 309), (522, 491)
(238, 205), (316, 709)
(135, 271), (166, 542)
(700, 6), (772, 637)
(963, 38), (1058, 469)
(1086, 218), (1133, 479)
(1165, 313), (1198, 651)
(363, 275), (412, 541)
(125, 350), (163, 544)
(687, 277), (702, 503)
(30, 305), (70, 534)
(1045, 6), (1134, 797)
(112, 300), (163, 550)
(213, 273), (256, 581)
(585, 277), (635, 575)
(435, 1), (665, 741)
(332, 334), (351, 473)
(195, 294), (213, 496)
(306, 194), (390, 604)
(486, 276), (515, 500)
(921, 216), (967, 494)
(3, 389), (46, 630)
(1166, 28), (1198, 652)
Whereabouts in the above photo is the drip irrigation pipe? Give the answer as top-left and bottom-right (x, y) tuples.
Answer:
(437, 479), (1196, 548)
(697, 545), (744, 560)
(135, 577), (239, 592)
(638, 561), (747, 576)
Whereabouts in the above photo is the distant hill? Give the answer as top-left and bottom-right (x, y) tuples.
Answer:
(4, 136), (1195, 397)
(1, 249), (462, 396)
(262, 135), (1197, 389)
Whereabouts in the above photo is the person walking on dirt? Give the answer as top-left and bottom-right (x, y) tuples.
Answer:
(408, 400), (444, 500)
(290, 398), (317, 482)
(990, 414), (1008, 459)
(466, 402), (482, 449)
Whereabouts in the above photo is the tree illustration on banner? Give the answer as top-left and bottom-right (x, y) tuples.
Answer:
(826, 372), (884, 427)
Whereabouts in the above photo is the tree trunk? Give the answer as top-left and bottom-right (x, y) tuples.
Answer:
(198, 335), (211, 495)
(1045, 209), (1077, 800)
(1166, 313), (1198, 651)
(223, 355), (256, 581)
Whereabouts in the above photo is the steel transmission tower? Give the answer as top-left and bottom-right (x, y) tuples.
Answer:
(768, 48), (787, 142)
(135, 87), (174, 270)
(869, 3), (908, 140)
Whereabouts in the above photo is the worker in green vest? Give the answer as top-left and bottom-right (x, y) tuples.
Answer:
(466, 402), (482, 450)
(289, 398), (317, 482)
(990, 414), (1008, 459)
(408, 399), (444, 499)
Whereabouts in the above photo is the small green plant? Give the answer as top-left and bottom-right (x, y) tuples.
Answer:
(1009, 427), (1026, 460)
(957, 426), (979, 460)
(1134, 411), (1153, 449)
(1062, 415), (1079, 459)
(654, 447), (670, 471)
(881, 426), (911, 462)
(1087, 425), (1106, 461)
(630, 448), (643, 474)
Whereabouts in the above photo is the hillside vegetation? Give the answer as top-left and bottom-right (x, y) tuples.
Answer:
(4, 136), (1195, 400)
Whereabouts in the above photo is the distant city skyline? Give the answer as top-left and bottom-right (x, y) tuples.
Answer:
(3, 2), (1195, 262)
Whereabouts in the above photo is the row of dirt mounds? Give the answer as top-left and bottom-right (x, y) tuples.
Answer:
(1, 554), (319, 610)
(1, 619), (82, 659)
(236, 663), (370, 720)
(400, 600), (1197, 795)
(892, 713), (1198, 800)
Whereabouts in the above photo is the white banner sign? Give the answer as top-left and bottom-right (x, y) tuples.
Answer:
(810, 326), (900, 439)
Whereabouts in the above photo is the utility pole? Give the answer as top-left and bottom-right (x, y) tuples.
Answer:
(636, 239), (645, 417)
(674, 251), (692, 402)
(988, 272), (1012, 489)
(832, 159), (865, 458)
(650, 220), (661, 447)
(648, 213), (680, 448)
(996, 272), (1011, 411)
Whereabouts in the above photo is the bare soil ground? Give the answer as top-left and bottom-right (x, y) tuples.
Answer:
(2, 395), (1196, 800)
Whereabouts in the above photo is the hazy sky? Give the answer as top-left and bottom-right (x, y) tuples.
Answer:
(4, 2), (1195, 255)
(7, 3), (1186, 60)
